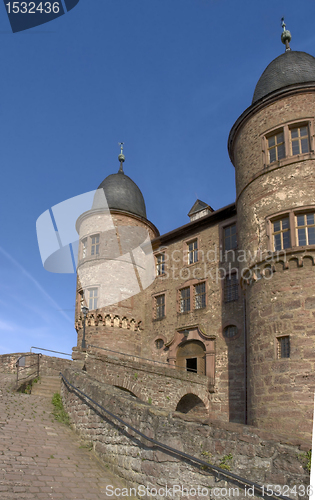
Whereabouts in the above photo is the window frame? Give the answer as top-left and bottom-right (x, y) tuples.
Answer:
(152, 292), (166, 320)
(90, 234), (100, 256)
(155, 251), (166, 277)
(87, 287), (99, 310)
(262, 119), (314, 167)
(177, 280), (207, 313)
(267, 206), (315, 251)
(183, 236), (200, 266)
(276, 335), (290, 359)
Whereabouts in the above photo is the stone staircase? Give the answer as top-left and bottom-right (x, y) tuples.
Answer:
(31, 376), (61, 397)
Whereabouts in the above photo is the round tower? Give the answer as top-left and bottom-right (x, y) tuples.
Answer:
(74, 147), (159, 358)
(228, 26), (315, 439)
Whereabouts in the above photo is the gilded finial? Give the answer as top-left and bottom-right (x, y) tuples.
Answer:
(118, 142), (125, 173)
(281, 17), (291, 52)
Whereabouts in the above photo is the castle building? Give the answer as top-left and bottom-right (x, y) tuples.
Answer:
(74, 27), (315, 439)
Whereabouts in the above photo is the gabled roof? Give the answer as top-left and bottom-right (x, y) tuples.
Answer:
(188, 199), (214, 216)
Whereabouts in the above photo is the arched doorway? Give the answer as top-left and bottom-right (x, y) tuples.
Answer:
(176, 340), (206, 374)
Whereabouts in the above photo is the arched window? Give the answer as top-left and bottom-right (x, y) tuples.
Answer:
(223, 325), (238, 339)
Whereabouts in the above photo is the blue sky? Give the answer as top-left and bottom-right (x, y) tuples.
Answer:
(0, 0), (314, 356)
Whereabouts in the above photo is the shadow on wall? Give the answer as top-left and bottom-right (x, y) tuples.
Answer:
(175, 393), (206, 415)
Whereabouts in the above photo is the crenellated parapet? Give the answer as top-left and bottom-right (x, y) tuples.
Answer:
(75, 312), (142, 332)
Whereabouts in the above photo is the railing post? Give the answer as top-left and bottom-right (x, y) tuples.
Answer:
(16, 362), (19, 384)
(37, 353), (40, 378)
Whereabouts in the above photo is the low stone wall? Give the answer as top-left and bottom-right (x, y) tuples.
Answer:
(61, 367), (310, 500)
(0, 352), (73, 377)
(81, 351), (211, 414)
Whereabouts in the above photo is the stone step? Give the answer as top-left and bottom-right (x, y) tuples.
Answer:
(31, 376), (61, 397)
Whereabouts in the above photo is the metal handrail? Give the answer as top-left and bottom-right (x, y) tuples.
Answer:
(16, 353), (40, 384)
(30, 347), (72, 357)
(60, 372), (294, 500)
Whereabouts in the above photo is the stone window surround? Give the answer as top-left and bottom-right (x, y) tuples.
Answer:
(152, 334), (167, 351)
(77, 285), (100, 312)
(221, 320), (242, 341)
(261, 118), (315, 168)
(154, 249), (166, 277)
(152, 291), (167, 321)
(183, 235), (200, 266)
(80, 233), (101, 259)
(266, 205), (315, 252)
(176, 279), (208, 314)
(275, 334), (291, 360)
(219, 217), (238, 258)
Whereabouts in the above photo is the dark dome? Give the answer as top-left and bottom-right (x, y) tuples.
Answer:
(252, 51), (315, 104)
(93, 171), (147, 218)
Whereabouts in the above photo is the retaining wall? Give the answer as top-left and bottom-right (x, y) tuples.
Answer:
(61, 367), (310, 500)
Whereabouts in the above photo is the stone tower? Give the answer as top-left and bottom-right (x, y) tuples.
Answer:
(74, 149), (159, 358)
(228, 27), (315, 437)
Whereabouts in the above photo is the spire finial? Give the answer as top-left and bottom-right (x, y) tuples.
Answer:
(281, 17), (291, 52)
(118, 142), (125, 173)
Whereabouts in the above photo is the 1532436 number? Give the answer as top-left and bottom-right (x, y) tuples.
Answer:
(6, 2), (60, 14)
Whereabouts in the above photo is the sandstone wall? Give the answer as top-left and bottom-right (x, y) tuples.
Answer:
(61, 368), (310, 500)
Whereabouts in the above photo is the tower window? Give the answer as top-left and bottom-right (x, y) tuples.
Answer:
(82, 238), (87, 258)
(277, 336), (290, 359)
(296, 213), (315, 246)
(267, 130), (285, 163)
(290, 125), (310, 156)
(87, 288), (98, 310)
(272, 217), (291, 251)
(264, 121), (313, 165)
(91, 235), (100, 256)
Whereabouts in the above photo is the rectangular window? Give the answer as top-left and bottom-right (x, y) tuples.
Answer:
(224, 224), (237, 251)
(267, 130), (285, 163)
(87, 288), (98, 310)
(82, 238), (87, 258)
(290, 125), (310, 156)
(187, 239), (198, 264)
(296, 213), (315, 246)
(156, 253), (165, 276)
(180, 287), (190, 312)
(277, 336), (290, 359)
(155, 294), (165, 319)
(195, 282), (206, 309)
(91, 235), (100, 256)
(224, 274), (238, 302)
(272, 217), (291, 251)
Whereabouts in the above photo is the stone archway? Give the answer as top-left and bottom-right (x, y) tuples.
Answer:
(175, 393), (207, 415)
(176, 340), (206, 374)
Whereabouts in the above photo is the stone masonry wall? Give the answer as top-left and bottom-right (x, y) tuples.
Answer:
(0, 352), (72, 377)
(81, 351), (211, 412)
(61, 368), (310, 500)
